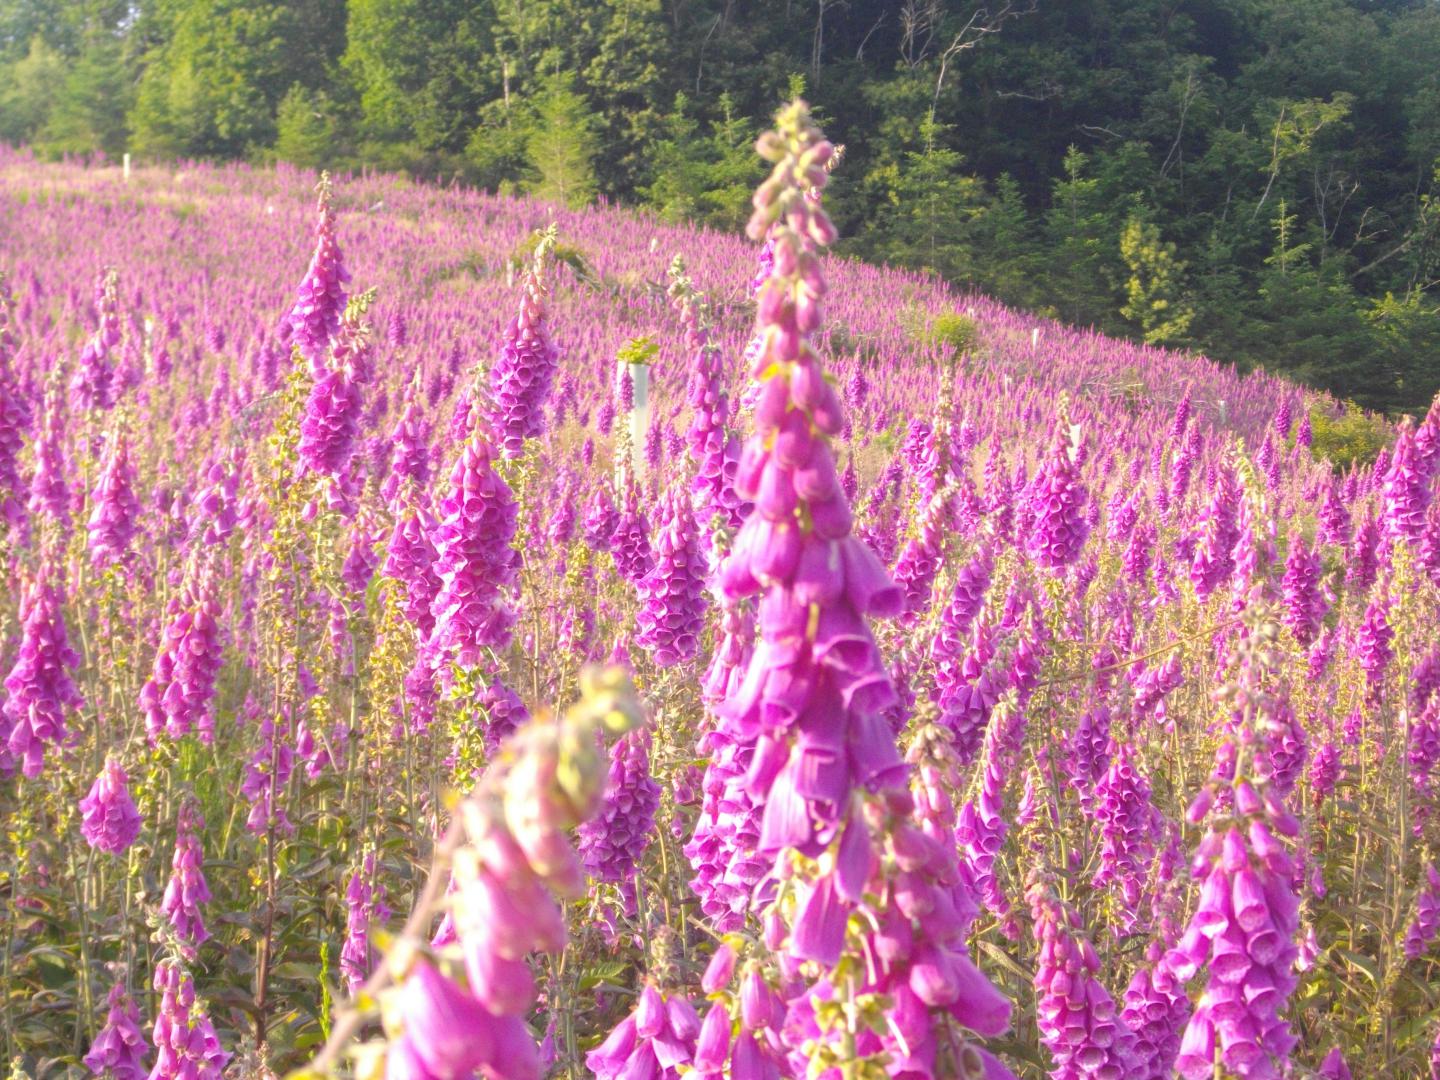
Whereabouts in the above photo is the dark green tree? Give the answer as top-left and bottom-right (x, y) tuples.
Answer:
(525, 75), (599, 208)
(273, 84), (338, 170)
(642, 91), (757, 232)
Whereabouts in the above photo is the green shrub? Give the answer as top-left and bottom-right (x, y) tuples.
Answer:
(902, 307), (981, 356)
(1308, 400), (1390, 468)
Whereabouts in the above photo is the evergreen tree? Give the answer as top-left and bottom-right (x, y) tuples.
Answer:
(0, 36), (65, 145)
(526, 75), (599, 208)
(1043, 147), (1123, 330)
(273, 84), (337, 170)
(130, 0), (290, 158)
(860, 111), (988, 282)
(1119, 214), (1194, 345)
(642, 91), (756, 232)
(579, 0), (668, 196)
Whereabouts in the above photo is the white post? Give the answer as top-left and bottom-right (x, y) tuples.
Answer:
(1031, 326), (1039, 350)
(628, 362), (649, 476)
(123, 153), (131, 181)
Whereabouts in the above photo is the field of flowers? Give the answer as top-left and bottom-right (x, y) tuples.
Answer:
(0, 101), (1437, 1080)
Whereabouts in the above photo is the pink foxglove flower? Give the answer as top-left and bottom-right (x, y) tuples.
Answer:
(85, 982), (150, 1080)
(1190, 462), (1240, 601)
(489, 233), (560, 458)
(1026, 426), (1090, 569)
(1029, 878), (1137, 1077)
(587, 985), (700, 1079)
(1404, 862), (1440, 960)
(583, 484), (619, 550)
(340, 850), (389, 995)
(675, 262), (746, 532)
(1280, 534), (1326, 644)
(149, 960), (229, 1080)
(636, 489), (708, 667)
(716, 101), (1014, 1079)
(0, 276), (28, 529)
(382, 386), (432, 507)
(383, 504), (442, 639)
(161, 797), (210, 958)
(298, 302), (373, 480)
(428, 425), (519, 665)
(1169, 613), (1301, 1079)
(1356, 592), (1394, 704)
(1318, 1046), (1354, 1080)
(1122, 941), (1190, 1080)
(87, 429), (141, 566)
(140, 566), (225, 745)
(1382, 418), (1432, 545)
(285, 174), (350, 365)
(610, 479), (652, 584)
(241, 712), (295, 837)
(1092, 744), (1163, 919)
(71, 267), (123, 412)
(478, 678), (529, 756)
(687, 597), (766, 931)
(3, 574), (84, 779)
(383, 671), (644, 1079)
(578, 728), (660, 892)
(893, 487), (951, 620)
(27, 389), (72, 527)
(79, 757), (142, 855)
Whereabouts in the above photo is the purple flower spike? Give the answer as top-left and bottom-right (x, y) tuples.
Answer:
(298, 303), (373, 480)
(1281, 533), (1326, 645)
(674, 261), (747, 532)
(286, 174), (351, 366)
(1030, 879), (1137, 1079)
(578, 728), (661, 888)
(1318, 1046), (1354, 1080)
(1092, 744), (1163, 921)
(893, 488), (951, 620)
(384, 504), (442, 639)
(1189, 462), (1241, 601)
(587, 985), (699, 1079)
(707, 102), (1014, 1078)
(340, 850), (389, 995)
(161, 796), (211, 958)
(85, 982), (150, 1080)
(88, 429), (141, 567)
(0, 276), (30, 528)
(1404, 862), (1440, 960)
(611, 479), (653, 584)
(1356, 592), (1394, 704)
(382, 383), (432, 507)
(479, 678), (530, 756)
(428, 426), (519, 665)
(70, 267), (123, 412)
(1026, 426), (1090, 570)
(636, 489), (708, 667)
(489, 232), (560, 458)
(1382, 418), (1433, 546)
(140, 565), (225, 745)
(79, 757), (142, 855)
(1122, 943), (1191, 1080)
(1172, 617), (1301, 1079)
(149, 961), (229, 1080)
(3, 574), (84, 779)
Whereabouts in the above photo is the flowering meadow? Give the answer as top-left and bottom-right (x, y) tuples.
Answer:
(2, 101), (1439, 1080)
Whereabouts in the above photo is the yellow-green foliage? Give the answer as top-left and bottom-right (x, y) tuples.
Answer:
(1119, 215), (1193, 345)
(906, 309), (979, 354)
(1308, 400), (1390, 467)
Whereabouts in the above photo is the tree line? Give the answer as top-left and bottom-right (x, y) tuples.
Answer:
(2, 0), (1438, 413)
